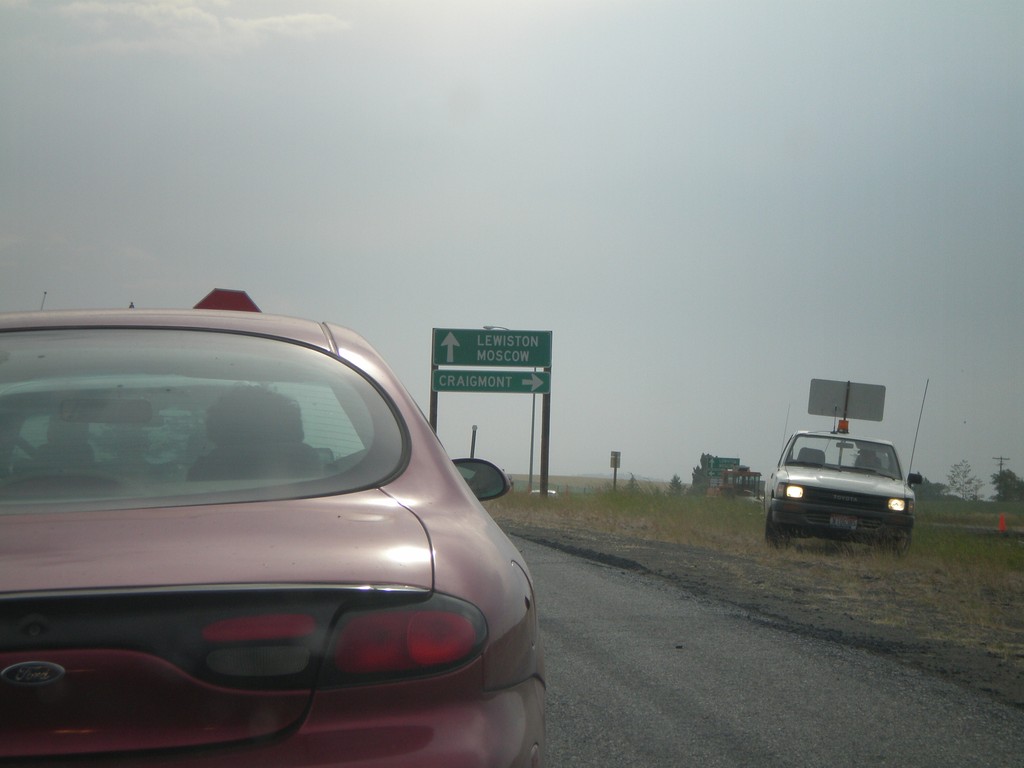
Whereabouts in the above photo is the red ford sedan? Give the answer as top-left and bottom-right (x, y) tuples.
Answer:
(0, 309), (544, 766)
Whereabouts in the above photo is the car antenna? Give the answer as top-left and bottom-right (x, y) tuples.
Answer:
(908, 378), (929, 475)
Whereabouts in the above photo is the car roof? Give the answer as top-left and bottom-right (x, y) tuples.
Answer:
(0, 308), (388, 362)
(0, 308), (330, 346)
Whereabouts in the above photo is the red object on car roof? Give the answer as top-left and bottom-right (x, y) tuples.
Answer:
(193, 288), (261, 312)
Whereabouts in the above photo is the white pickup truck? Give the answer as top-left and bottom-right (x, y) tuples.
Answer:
(765, 430), (923, 553)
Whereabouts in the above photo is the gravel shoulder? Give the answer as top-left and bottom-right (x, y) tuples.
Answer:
(498, 520), (1024, 712)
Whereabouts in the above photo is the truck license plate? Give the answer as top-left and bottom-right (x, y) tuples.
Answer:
(830, 514), (858, 530)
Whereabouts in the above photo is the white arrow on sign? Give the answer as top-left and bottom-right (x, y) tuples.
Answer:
(522, 373), (545, 392)
(441, 332), (460, 364)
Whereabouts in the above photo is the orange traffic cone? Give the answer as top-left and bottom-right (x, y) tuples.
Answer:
(998, 513), (1007, 534)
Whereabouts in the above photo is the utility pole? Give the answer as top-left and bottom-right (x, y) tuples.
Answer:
(993, 456), (1011, 501)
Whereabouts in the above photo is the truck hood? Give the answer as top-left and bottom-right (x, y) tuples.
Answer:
(783, 468), (912, 497)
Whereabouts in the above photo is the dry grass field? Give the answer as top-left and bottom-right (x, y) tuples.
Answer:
(488, 485), (1024, 708)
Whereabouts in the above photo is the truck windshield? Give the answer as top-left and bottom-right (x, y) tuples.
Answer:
(786, 435), (902, 480)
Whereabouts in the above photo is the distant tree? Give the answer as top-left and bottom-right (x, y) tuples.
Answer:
(991, 469), (1024, 502)
(626, 473), (641, 494)
(668, 474), (684, 496)
(947, 459), (983, 501)
(913, 476), (952, 501)
(689, 453), (711, 495)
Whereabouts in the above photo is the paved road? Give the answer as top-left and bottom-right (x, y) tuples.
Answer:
(512, 536), (1024, 767)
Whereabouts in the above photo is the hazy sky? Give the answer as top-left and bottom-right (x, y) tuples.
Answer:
(2, 1), (1021, 493)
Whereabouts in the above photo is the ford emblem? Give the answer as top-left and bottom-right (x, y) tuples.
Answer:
(1, 661), (66, 686)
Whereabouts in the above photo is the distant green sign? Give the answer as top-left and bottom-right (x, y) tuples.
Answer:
(433, 369), (551, 394)
(708, 457), (740, 477)
(432, 328), (552, 368)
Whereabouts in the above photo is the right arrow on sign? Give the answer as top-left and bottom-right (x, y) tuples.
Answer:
(523, 373), (545, 392)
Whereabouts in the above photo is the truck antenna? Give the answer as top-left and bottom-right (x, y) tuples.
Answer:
(908, 378), (929, 475)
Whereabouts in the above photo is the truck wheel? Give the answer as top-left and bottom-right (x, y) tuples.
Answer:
(880, 530), (911, 556)
(765, 514), (791, 548)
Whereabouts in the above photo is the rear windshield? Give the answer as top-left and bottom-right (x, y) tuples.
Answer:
(0, 328), (406, 513)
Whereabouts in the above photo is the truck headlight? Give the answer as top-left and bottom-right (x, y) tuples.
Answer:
(785, 485), (804, 499)
(888, 498), (906, 512)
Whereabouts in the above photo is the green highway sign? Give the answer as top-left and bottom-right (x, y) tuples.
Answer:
(427, 327), (554, 494)
(708, 457), (741, 477)
(432, 369), (551, 394)
(432, 328), (552, 368)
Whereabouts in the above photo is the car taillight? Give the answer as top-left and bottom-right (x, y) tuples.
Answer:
(331, 596), (486, 680)
(194, 594), (486, 688)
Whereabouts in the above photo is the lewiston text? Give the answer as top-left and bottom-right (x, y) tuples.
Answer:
(474, 333), (542, 363)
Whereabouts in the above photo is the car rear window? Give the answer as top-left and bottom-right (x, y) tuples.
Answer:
(0, 328), (406, 512)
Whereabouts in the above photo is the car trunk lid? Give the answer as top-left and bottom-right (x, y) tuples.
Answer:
(0, 492), (433, 758)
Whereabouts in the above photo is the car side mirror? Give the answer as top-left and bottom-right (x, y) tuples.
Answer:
(907, 472), (923, 486)
(453, 458), (512, 501)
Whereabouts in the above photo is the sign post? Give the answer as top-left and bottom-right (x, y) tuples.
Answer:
(430, 328), (553, 495)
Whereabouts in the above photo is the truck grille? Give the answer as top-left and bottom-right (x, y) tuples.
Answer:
(800, 487), (892, 513)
